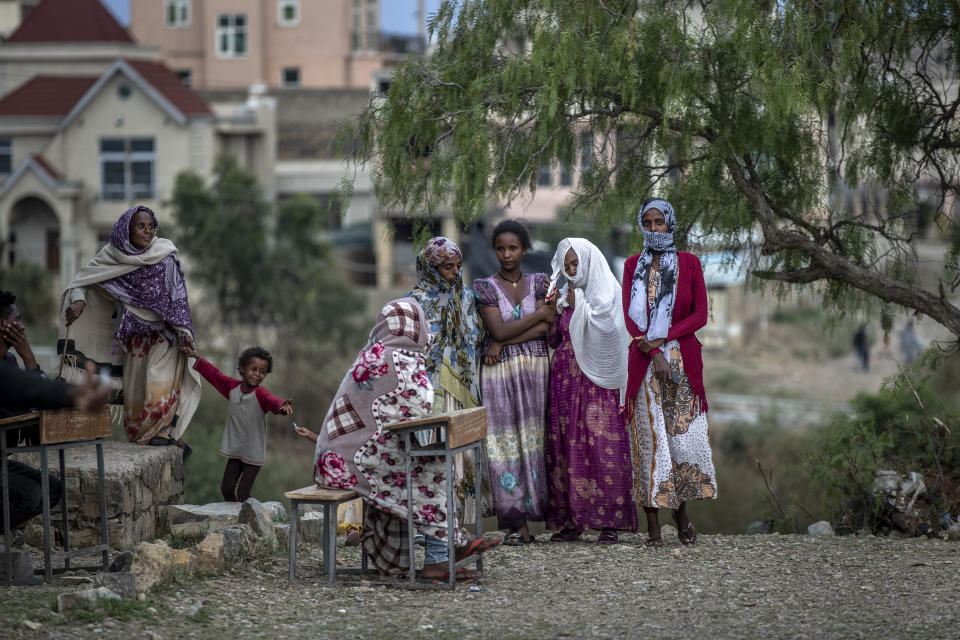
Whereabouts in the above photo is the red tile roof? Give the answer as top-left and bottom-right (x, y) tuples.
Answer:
(6, 0), (133, 44)
(31, 155), (62, 181)
(0, 76), (98, 116)
(125, 60), (212, 116)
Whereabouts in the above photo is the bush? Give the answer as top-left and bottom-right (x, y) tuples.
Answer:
(808, 358), (960, 535)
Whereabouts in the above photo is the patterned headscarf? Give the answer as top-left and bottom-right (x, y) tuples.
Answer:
(627, 199), (678, 340)
(408, 237), (483, 408)
(99, 206), (194, 348)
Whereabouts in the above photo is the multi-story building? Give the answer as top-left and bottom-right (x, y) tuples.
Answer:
(0, 0), (275, 292)
(129, 0), (416, 91)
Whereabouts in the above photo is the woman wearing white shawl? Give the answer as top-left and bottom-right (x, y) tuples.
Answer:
(543, 239), (637, 544)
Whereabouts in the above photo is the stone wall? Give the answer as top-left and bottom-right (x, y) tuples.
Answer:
(11, 441), (184, 550)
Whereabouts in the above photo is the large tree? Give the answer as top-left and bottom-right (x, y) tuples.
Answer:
(348, 0), (960, 341)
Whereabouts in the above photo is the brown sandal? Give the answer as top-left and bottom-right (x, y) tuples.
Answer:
(643, 535), (663, 548)
(679, 522), (697, 545)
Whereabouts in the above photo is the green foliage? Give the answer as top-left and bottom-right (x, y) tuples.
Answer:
(351, 0), (960, 338)
(809, 358), (960, 533)
(0, 262), (56, 329)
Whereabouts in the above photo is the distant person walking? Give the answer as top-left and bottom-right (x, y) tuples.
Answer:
(622, 199), (717, 547)
(853, 323), (870, 372)
(899, 320), (924, 364)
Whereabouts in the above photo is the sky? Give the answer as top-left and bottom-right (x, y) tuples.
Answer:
(101, 0), (441, 34)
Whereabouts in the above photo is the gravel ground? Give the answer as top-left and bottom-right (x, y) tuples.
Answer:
(3, 531), (959, 639)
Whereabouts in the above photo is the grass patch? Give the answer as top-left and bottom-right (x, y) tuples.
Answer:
(188, 606), (212, 624)
(167, 532), (204, 549)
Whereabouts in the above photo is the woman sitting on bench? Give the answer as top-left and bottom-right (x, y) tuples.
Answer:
(301, 299), (499, 581)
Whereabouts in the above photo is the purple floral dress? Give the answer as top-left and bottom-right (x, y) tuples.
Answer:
(546, 307), (637, 532)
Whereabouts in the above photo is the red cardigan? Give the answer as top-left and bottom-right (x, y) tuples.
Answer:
(621, 251), (709, 417)
(193, 357), (286, 414)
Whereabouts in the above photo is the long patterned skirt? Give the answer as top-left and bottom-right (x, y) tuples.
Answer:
(481, 350), (549, 530)
(123, 332), (184, 444)
(546, 344), (637, 532)
(627, 340), (718, 509)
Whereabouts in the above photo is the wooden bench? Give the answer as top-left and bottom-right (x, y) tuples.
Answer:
(285, 485), (373, 585)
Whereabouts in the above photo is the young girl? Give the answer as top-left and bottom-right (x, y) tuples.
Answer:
(474, 220), (554, 545)
(407, 237), (490, 523)
(544, 239), (637, 544)
(180, 344), (293, 502)
(623, 199), (717, 547)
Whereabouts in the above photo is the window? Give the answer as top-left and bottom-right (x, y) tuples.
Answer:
(165, 0), (190, 27)
(278, 0), (299, 26)
(352, 0), (378, 50)
(538, 163), (552, 187)
(0, 138), (10, 174)
(175, 69), (192, 87)
(216, 14), (248, 58)
(282, 67), (300, 87)
(100, 138), (155, 201)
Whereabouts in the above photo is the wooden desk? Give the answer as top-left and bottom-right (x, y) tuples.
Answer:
(385, 406), (488, 590)
(1, 409), (111, 584)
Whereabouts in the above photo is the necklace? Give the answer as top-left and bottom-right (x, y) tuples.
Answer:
(497, 271), (523, 288)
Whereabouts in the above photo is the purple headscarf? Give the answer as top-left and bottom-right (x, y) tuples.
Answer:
(98, 206), (194, 349)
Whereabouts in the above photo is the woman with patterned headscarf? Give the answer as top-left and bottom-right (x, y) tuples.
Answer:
(407, 237), (490, 524)
(307, 298), (499, 579)
(622, 199), (717, 547)
(543, 238), (637, 544)
(60, 206), (202, 458)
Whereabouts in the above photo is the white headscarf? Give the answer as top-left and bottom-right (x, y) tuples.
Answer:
(548, 238), (630, 406)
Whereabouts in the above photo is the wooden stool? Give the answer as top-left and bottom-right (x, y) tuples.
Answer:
(285, 485), (373, 585)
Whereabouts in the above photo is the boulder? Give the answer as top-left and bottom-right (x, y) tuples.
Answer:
(274, 522), (290, 540)
(239, 498), (276, 547)
(129, 541), (173, 595)
(0, 549), (33, 582)
(166, 503), (242, 538)
(746, 520), (774, 535)
(195, 532), (224, 573)
(55, 587), (120, 613)
(108, 550), (133, 573)
(95, 572), (137, 600)
(262, 501), (288, 522)
(298, 511), (324, 543)
(808, 520), (835, 536)
(211, 524), (256, 562)
(170, 549), (196, 574)
(946, 523), (960, 541)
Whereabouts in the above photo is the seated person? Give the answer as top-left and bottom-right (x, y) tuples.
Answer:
(0, 290), (61, 530)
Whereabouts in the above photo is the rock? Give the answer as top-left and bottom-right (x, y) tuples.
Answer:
(185, 601), (204, 617)
(746, 520), (774, 535)
(108, 550), (133, 573)
(94, 586), (123, 600)
(947, 523), (960, 541)
(21, 619), (41, 631)
(170, 549), (196, 574)
(274, 522), (290, 540)
(166, 503), (242, 538)
(213, 524), (256, 562)
(22, 523), (44, 548)
(195, 532), (225, 573)
(660, 524), (678, 539)
(129, 541), (172, 595)
(239, 499), (276, 548)
(0, 549), (34, 582)
(95, 572), (137, 600)
(298, 511), (325, 543)
(57, 589), (99, 613)
(808, 521), (835, 536)
(60, 575), (95, 586)
(262, 501), (288, 522)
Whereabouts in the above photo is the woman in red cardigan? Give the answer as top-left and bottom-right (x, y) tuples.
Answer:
(622, 199), (717, 547)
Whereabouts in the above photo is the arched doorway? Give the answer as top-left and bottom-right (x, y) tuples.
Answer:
(7, 195), (60, 271)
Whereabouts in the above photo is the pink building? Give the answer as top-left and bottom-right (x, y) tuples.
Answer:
(129, 0), (413, 90)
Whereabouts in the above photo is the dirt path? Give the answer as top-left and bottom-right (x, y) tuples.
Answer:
(3, 533), (958, 639)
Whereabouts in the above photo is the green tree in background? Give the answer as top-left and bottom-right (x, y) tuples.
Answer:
(348, 0), (960, 341)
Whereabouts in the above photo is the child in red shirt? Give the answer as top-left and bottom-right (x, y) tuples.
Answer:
(181, 344), (293, 501)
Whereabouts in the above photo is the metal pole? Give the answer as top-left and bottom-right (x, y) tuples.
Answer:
(288, 499), (298, 584)
(1, 435), (12, 584)
(404, 431), (415, 584)
(326, 501), (336, 585)
(475, 442), (483, 574)
(59, 447), (69, 570)
(445, 431), (454, 590)
(40, 446), (51, 582)
(96, 441), (109, 569)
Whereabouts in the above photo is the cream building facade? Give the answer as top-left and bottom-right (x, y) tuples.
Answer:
(130, 0), (404, 90)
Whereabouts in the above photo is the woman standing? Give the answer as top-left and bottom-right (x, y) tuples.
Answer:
(622, 199), (717, 546)
(545, 238), (636, 544)
(61, 206), (201, 457)
(408, 236), (489, 522)
(474, 220), (554, 545)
